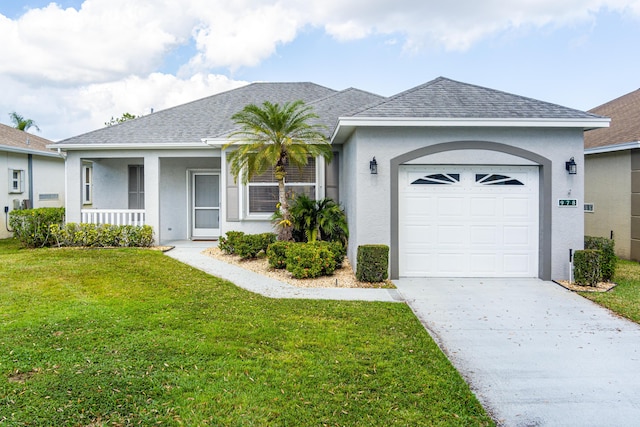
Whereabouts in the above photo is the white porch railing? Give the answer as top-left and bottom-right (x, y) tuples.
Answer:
(81, 209), (146, 226)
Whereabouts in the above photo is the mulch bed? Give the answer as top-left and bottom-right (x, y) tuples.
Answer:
(553, 280), (617, 293)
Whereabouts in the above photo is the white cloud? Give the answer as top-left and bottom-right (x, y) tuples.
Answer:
(0, 72), (246, 141)
(1, 0), (640, 140)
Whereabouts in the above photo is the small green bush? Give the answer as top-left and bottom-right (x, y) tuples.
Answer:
(584, 236), (616, 282)
(286, 242), (336, 279)
(218, 231), (245, 255)
(356, 245), (389, 282)
(50, 223), (154, 247)
(266, 241), (293, 269)
(9, 207), (65, 247)
(574, 249), (602, 286)
(310, 240), (345, 269)
(235, 232), (276, 259)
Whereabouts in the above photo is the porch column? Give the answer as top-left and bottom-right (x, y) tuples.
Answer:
(65, 152), (82, 223)
(144, 154), (161, 242)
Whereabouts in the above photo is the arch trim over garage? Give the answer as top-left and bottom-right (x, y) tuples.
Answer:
(390, 140), (552, 280)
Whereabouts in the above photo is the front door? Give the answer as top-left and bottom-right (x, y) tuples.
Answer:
(191, 172), (220, 239)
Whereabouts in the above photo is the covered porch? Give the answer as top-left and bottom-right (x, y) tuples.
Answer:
(64, 149), (222, 243)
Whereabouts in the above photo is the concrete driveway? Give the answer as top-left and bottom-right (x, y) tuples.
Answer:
(393, 278), (640, 427)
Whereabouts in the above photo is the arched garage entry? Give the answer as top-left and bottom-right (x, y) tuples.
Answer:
(390, 141), (552, 280)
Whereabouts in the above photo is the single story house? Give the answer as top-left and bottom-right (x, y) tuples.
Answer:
(53, 77), (609, 280)
(1, 123), (65, 239)
(584, 87), (640, 260)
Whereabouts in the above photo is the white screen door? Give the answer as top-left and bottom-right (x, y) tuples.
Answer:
(192, 173), (220, 238)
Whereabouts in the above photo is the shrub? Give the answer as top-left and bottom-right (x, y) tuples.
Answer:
(286, 242), (336, 279)
(310, 240), (345, 269)
(277, 195), (349, 245)
(235, 232), (276, 259)
(266, 241), (293, 269)
(218, 231), (245, 254)
(573, 249), (602, 286)
(584, 236), (616, 282)
(50, 223), (154, 248)
(356, 245), (389, 282)
(9, 207), (65, 247)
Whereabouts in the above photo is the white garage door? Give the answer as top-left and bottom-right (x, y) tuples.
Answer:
(399, 165), (539, 277)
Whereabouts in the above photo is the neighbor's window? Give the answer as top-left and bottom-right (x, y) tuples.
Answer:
(9, 169), (24, 193)
(247, 158), (316, 214)
(82, 164), (93, 204)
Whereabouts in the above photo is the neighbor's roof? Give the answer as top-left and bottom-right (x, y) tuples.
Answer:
(54, 82), (338, 148)
(0, 123), (60, 157)
(584, 88), (640, 150)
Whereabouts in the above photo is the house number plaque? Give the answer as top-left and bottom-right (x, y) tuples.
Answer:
(558, 199), (577, 207)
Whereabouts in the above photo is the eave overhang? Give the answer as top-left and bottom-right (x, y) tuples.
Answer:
(48, 142), (212, 151)
(1, 144), (64, 158)
(331, 116), (611, 144)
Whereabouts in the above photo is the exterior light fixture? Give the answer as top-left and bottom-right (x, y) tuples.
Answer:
(369, 157), (378, 174)
(565, 157), (577, 175)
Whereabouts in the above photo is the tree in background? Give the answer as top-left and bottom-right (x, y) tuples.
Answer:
(224, 100), (332, 241)
(105, 112), (138, 126)
(9, 112), (40, 132)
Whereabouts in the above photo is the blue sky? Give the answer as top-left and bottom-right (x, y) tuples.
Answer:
(1, 1), (639, 141)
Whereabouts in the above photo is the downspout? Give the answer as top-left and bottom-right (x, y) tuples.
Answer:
(28, 153), (34, 208)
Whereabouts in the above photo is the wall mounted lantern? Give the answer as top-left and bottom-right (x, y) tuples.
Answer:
(565, 157), (577, 175)
(369, 157), (378, 174)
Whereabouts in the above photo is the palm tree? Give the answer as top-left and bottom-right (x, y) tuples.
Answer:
(225, 100), (333, 241)
(9, 112), (40, 132)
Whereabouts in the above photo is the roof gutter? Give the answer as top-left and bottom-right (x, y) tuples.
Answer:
(0, 144), (63, 158)
(585, 141), (640, 155)
(49, 142), (213, 151)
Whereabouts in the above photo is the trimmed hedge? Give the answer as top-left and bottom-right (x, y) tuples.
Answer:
(285, 242), (336, 279)
(9, 207), (65, 247)
(584, 236), (616, 282)
(356, 245), (389, 282)
(50, 223), (154, 248)
(573, 249), (602, 286)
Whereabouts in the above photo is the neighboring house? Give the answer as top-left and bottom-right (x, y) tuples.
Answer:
(53, 77), (608, 280)
(584, 88), (640, 260)
(0, 123), (65, 239)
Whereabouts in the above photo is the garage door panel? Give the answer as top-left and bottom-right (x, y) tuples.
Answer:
(470, 197), (498, 216)
(399, 165), (538, 277)
(503, 198), (530, 217)
(438, 197), (466, 216)
(503, 226), (530, 245)
(470, 225), (499, 245)
(469, 254), (497, 273)
(437, 253), (466, 274)
(438, 225), (466, 244)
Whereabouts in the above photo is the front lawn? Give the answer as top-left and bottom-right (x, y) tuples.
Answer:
(0, 239), (492, 426)
(580, 259), (640, 323)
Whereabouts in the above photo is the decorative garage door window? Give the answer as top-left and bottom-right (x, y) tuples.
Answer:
(475, 173), (524, 186)
(411, 173), (460, 185)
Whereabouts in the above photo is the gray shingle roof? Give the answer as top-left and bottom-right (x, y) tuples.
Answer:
(0, 123), (57, 154)
(353, 77), (603, 120)
(56, 82), (338, 146)
(584, 88), (640, 149)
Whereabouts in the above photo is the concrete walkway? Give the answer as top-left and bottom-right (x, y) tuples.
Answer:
(163, 240), (403, 302)
(394, 277), (640, 427)
(164, 241), (640, 426)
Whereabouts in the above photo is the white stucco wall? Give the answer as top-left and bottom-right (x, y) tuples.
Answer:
(340, 126), (585, 281)
(584, 151), (631, 258)
(1, 150), (64, 239)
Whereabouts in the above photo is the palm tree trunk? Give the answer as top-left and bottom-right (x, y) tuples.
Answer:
(277, 178), (293, 241)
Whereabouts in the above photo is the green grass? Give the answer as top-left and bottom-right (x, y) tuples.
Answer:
(580, 259), (640, 323)
(0, 239), (492, 426)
